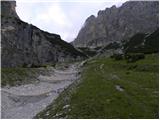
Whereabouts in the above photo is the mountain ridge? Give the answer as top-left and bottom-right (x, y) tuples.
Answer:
(72, 1), (159, 48)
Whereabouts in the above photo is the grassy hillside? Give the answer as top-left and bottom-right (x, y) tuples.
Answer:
(1, 62), (78, 87)
(1, 64), (56, 87)
(35, 53), (159, 119)
(1, 68), (38, 86)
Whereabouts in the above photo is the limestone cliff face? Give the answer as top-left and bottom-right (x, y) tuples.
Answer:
(72, 1), (159, 48)
(1, 1), (86, 67)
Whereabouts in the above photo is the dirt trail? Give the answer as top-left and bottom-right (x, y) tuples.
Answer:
(1, 62), (82, 119)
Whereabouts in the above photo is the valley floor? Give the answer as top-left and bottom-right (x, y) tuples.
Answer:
(35, 54), (159, 119)
(1, 62), (82, 119)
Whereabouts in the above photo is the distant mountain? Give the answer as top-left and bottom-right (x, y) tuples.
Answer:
(72, 1), (159, 48)
(1, 1), (87, 68)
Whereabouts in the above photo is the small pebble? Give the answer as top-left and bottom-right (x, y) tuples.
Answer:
(115, 85), (124, 92)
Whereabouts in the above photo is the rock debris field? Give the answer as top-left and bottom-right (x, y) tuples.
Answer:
(1, 63), (82, 119)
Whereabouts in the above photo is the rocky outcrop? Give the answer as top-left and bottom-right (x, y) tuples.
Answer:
(1, 1), (86, 68)
(72, 1), (159, 48)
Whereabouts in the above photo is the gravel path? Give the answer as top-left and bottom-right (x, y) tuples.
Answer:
(1, 63), (81, 119)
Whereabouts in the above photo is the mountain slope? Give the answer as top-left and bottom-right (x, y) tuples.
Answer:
(35, 54), (159, 119)
(122, 29), (159, 54)
(72, 1), (159, 48)
(1, 1), (86, 68)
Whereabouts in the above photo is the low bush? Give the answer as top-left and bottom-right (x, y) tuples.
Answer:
(125, 53), (145, 63)
(110, 53), (124, 60)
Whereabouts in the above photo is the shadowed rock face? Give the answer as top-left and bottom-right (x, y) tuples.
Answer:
(1, 1), (86, 68)
(72, 1), (159, 48)
(1, 1), (19, 19)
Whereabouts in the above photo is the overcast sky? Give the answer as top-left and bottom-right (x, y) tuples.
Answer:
(16, 0), (127, 42)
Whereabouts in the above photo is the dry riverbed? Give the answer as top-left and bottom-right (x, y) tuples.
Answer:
(1, 62), (83, 119)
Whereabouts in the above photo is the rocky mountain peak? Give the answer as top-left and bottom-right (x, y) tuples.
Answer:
(72, 1), (159, 48)
(111, 5), (116, 9)
(85, 15), (96, 24)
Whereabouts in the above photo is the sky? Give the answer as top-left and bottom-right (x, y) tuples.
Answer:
(16, 0), (127, 42)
